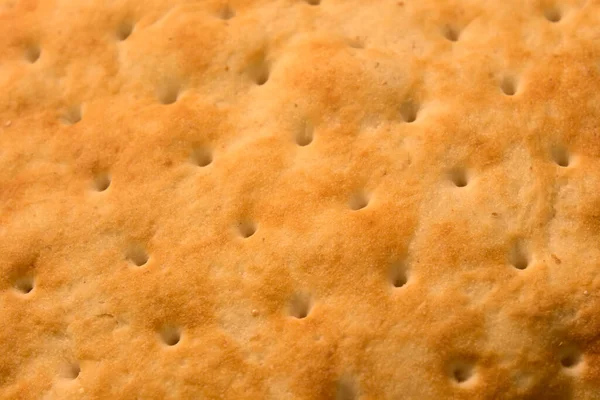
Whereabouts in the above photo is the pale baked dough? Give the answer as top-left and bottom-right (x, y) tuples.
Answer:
(1, 0), (600, 398)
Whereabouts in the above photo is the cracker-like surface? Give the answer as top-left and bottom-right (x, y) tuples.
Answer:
(1, 0), (600, 398)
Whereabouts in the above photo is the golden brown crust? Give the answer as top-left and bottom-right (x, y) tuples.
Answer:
(1, 0), (600, 398)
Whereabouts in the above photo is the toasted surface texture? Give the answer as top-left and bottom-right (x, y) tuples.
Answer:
(1, 0), (600, 398)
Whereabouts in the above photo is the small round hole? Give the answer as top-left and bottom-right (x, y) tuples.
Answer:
(347, 38), (364, 49)
(552, 146), (570, 167)
(501, 76), (517, 96)
(93, 173), (111, 192)
(61, 105), (82, 125)
(14, 277), (34, 294)
(349, 192), (369, 211)
(160, 326), (181, 346)
(545, 7), (562, 23)
(400, 100), (419, 123)
(25, 45), (40, 63)
(191, 147), (213, 167)
(449, 168), (468, 187)
(296, 122), (313, 146)
(509, 239), (529, 270)
(442, 25), (460, 42)
(116, 22), (133, 41)
(126, 246), (149, 267)
(451, 363), (473, 383)
(255, 68), (269, 86)
(158, 84), (180, 105)
(561, 353), (580, 368)
(219, 5), (235, 20)
(289, 293), (312, 319)
(61, 362), (80, 380)
(247, 53), (270, 86)
(239, 221), (257, 238)
(390, 262), (408, 288)
(560, 347), (582, 368)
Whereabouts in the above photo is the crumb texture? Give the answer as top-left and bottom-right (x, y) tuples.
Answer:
(1, 0), (600, 399)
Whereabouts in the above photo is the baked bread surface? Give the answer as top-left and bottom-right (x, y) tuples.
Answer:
(1, 0), (600, 398)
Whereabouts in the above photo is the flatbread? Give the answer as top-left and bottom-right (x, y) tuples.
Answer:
(1, 0), (600, 398)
